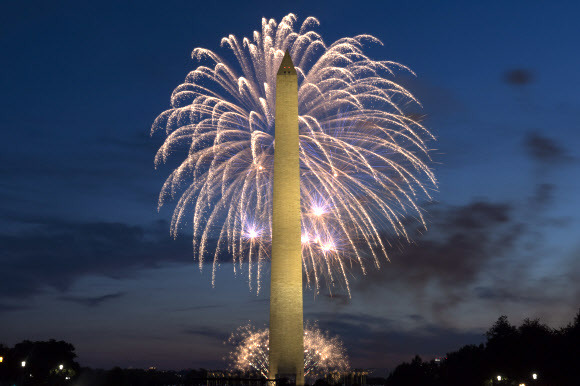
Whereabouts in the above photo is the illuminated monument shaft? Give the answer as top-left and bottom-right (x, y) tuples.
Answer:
(269, 50), (304, 385)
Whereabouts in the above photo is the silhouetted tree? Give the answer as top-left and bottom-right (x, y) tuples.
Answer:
(314, 378), (332, 386)
(105, 366), (126, 386)
(484, 315), (519, 379)
(554, 308), (580, 386)
(386, 355), (439, 386)
(514, 318), (553, 379)
(366, 376), (388, 385)
(439, 344), (486, 386)
(0, 343), (10, 382)
(0, 339), (79, 385)
(73, 367), (108, 386)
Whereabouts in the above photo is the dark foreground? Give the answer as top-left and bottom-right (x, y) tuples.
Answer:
(1, 310), (578, 386)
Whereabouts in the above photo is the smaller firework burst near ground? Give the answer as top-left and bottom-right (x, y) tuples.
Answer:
(226, 323), (349, 380)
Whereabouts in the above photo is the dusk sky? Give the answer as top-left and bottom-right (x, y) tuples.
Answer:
(1, 0), (579, 374)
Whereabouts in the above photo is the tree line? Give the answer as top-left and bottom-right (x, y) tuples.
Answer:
(381, 309), (580, 386)
(1, 309), (578, 385)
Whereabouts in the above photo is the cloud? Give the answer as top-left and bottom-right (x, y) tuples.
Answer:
(358, 201), (522, 292)
(350, 195), (579, 319)
(524, 131), (571, 165)
(323, 293), (350, 306)
(407, 314), (426, 322)
(0, 303), (29, 314)
(97, 130), (161, 153)
(182, 326), (227, 341)
(396, 75), (465, 123)
(59, 292), (125, 307)
(473, 286), (541, 303)
(172, 304), (225, 312)
(503, 69), (534, 86)
(0, 217), (195, 300)
(311, 311), (483, 369)
(529, 183), (555, 208)
(342, 172), (580, 331)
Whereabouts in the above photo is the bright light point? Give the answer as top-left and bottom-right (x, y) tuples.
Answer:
(497, 375), (502, 381)
(313, 206), (325, 216)
(519, 384), (525, 386)
(301, 234), (309, 243)
(532, 373), (537, 380)
(59, 364), (64, 370)
(321, 242), (335, 252)
(258, 165), (263, 170)
(21, 361), (26, 367)
(244, 224), (260, 240)
(333, 172), (338, 177)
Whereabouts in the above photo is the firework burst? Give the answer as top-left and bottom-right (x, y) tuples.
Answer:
(226, 323), (349, 379)
(152, 13), (436, 294)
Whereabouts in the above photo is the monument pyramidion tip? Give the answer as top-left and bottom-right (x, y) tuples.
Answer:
(278, 49), (297, 75)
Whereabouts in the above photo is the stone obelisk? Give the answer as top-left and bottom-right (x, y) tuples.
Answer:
(269, 50), (304, 386)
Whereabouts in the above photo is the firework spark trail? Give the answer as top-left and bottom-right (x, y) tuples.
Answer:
(152, 13), (436, 295)
(226, 324), (349, 378)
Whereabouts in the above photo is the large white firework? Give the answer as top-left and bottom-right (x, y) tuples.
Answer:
(152, 13), (436, 295)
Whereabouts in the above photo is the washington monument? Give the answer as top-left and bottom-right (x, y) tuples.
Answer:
(269, 50), (304, 385)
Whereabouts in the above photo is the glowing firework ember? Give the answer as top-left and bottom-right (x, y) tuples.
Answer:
(226, 324), (349, 378)
(152, 13), (436, 294)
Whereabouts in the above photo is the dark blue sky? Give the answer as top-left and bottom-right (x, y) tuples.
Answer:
(1, 0), (579, 373)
